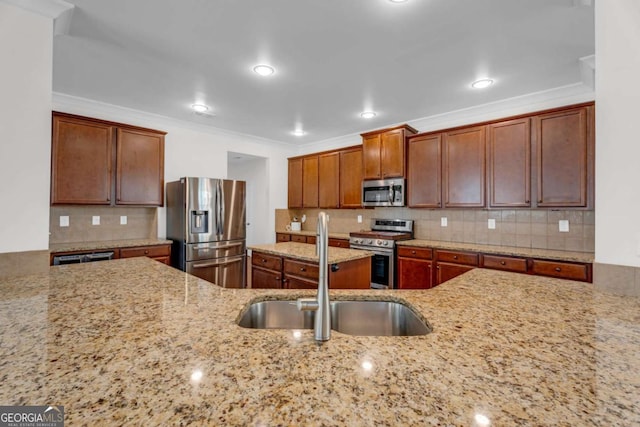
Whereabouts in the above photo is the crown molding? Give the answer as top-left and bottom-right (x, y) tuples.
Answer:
(52, 92), (294, 150)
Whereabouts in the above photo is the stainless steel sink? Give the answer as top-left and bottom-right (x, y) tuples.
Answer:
(237, 300), (431, 336)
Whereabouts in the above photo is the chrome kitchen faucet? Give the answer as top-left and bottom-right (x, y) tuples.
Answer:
(297, 211), (330, 342)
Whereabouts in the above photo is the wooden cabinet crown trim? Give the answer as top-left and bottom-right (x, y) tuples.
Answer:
(53, 111), (167, 135)
(360, 123), (418, 138)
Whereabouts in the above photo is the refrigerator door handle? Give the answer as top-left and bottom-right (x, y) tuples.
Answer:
(217, 180), (225, 237)
(191, 255), (244, 269)
(194, 241), (244, 250)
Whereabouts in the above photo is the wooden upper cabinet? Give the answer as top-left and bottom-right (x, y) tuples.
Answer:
(361, 125), (417, 180)
(362, 134), (382, 179)
(443, 126), (486, 207)
(288, 158), (303, 208)
(339, 147), (363, 208)
(319, 152), (340, 208)
(116, 128), (164, 206)
(487, 118), (531, 207)
(51, 112), (165, 206)
(51, 114), (114, 205)
(302, 156), (319, 208)
(534, 106), (591, 207)
(407, 133), (442, 208)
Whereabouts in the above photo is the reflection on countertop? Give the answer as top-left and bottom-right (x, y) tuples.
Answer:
(0, 258), (638, 425)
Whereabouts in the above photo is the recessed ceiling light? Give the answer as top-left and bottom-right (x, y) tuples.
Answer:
(360, 111), (377, 119)
(191, 103), (209, 113)
(471, 79), (494, 89)
(253, 64), (275, 76)
(292, 129), (306, 136)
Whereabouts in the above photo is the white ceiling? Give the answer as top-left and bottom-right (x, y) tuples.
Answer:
(51, 0), (594, 144)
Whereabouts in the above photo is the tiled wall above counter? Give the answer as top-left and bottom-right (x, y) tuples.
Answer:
(277, 207), (594, 253)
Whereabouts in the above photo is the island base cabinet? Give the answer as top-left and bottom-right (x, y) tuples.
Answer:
(252, 267), (282, 289)
(328, 257), (371, 289)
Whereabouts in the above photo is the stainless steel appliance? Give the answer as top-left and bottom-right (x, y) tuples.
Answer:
(362, 178), (405, 207)
(349, 219), (413, 289)
(52, 251), (115, 265)
(166, 177), (246, 288)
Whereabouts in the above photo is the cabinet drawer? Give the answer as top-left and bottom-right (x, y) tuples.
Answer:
(328, 238), (350, 249)
(531, 259), (589, 281)
(482, 254), (527, 273)
(252, 252), (282, 271)
(397, 246), (433, 260)
(306, 235), (317, 245)
(291, 234), (307, 243)
(436, 250), (479, 266)
(276, 233), (291, 242)
(284, 259), (319, 280)
(120, 245), (170, 259)
(285, 275), (318, 289)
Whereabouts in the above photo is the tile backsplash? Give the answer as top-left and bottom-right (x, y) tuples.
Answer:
(278, 207), (594, 253)
(50, 206), (158, 244)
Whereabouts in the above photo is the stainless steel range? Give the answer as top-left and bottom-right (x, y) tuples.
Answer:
(349, 219), (413, 289)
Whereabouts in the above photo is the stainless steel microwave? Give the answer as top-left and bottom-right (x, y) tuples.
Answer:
(362, 178), (405, 207)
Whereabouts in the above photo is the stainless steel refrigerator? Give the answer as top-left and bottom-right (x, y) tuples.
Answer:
(166, 177), (246, 288)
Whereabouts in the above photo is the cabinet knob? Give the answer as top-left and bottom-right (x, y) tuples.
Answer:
(300, 267), (306, 272)
(276, 276), (281, 280)
(500, 261), (506, 265)
(453, 255), (458, 260)
(411, 250), (416, 255)
(555, 267), (561, 272)
(262, 259), (267, 262)
(144, 250), (149, 255)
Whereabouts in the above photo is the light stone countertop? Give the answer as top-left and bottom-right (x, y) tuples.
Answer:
(398, 239), (594, 262)
(249, 241), (372, 264)
(1, 258), (639, 425)
(50, 238), (173, 254)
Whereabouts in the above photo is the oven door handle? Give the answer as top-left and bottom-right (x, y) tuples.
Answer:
(349, 245), (394, 255)
(191, 255), (244, 269)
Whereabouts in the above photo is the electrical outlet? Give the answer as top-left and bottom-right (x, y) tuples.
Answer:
(357, 215), (363, 224)
(59, 216), (69, 227)
(92, 216), (100, 226)
(559, 220), (569, 232)
(120, 216), (127, 225)
(488, 218), (496, 229)
(441, 217), (448, 227)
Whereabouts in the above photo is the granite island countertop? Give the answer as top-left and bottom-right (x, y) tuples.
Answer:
(1, 258), (639, 425)
(50, 238), (173, 254)
(398, 239), (594, 263)
(249, 241), (372, 264)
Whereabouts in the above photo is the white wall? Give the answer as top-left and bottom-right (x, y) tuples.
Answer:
(595, 0), (640, 267)
(0, 3), (52, 253)
(52, 93), (294, 242)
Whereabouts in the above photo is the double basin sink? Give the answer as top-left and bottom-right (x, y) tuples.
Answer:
(238, 299), (431, 336)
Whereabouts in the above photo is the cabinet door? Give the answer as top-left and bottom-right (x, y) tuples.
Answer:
(436, 263), (474, 285)
(116, 128), (164, 206)
(319, 152), (340, 208)
(302, 156), (319, 208)
(535, 107), (589, 207)
(488, 118), (531, 207)
(407, 134), (441, 208)
(397, 257), (433, 289)
(339, 147), (363, 208)
(288, 158), (303, 208)
(252, 267), (282, 289)
(285, 276), (318, 289)
(381, 129), (405, 178)
(362, 134), (382, 180)
(443, 126), (486, 207)
(51, 114), (113, 205)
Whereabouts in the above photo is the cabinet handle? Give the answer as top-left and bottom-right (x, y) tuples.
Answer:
(555, 267), (561, 272)
(276, 276), (281, 280)
(453, 255), (458, 260)
(300, 267), (306, 272)
(262, 259), (267, 263)
(436, 266), (440, 270)
(411, 250), (416, 255)
(144, 250), (149, 255)
(500, 261), (506, 265)
(538, 199), (543, 203)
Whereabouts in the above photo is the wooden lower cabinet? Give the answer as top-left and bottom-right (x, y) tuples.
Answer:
(397, 245), (592, 286)
(51, 243), (171, 266)
(328, 238), (350, 249)
(397, 247), (434, 289)
(276, 233), (291, 242)
(251, 251), (369, 289)
(275, 233), (316, 244)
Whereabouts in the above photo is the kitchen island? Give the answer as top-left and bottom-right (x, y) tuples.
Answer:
(1, 258), (639, 425)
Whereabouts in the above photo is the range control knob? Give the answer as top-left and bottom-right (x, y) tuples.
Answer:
(382, 240), (389, 246)
(366, 239), (373, 245)
(376, 240), (383, 246)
